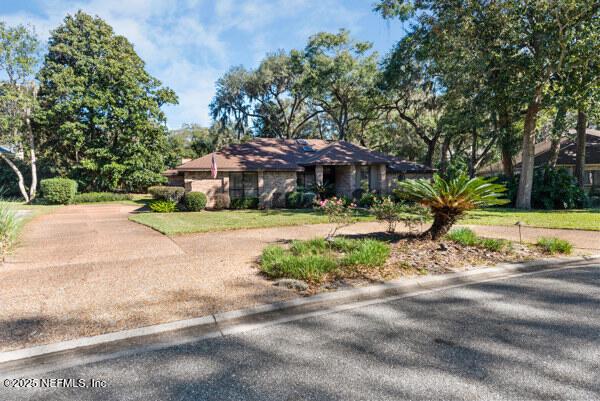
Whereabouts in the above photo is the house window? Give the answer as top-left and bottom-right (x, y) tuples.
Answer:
(585, 170), (600, 186)
(297, 167), (316, 189)
(229, 172), (258, 199)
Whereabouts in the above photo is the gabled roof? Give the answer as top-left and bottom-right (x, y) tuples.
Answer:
(175, 138), (435, 173)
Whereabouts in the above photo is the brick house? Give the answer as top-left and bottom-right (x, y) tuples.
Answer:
(165, 138), (434, 208)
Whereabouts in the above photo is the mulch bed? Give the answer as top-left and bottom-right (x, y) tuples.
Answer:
(303, 233), (545, 294)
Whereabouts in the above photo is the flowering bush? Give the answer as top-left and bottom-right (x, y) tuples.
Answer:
(318, 196), (357, 238)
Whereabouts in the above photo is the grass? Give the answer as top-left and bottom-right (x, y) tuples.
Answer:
(129, 209), (374, 235)
(463, 208), (600, 231)
(0, 200), (59, 256)
(536, 237), (573, 255)
(259, 237), (390, 283)
(446, 227), (512, 252)
(73, 192), (135, 203)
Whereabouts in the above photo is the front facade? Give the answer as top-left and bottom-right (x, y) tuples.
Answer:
(166, 139), (434, 208)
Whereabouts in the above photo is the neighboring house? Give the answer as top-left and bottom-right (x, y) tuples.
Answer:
(0, 144), (23, 160)
(480, 129), (600, 190)
(165, 138), (434, 208)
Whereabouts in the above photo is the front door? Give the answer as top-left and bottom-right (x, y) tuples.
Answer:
(323, 166), (336, 197)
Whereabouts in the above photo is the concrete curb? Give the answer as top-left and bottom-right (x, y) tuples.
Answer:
(1, 254), (599, 372)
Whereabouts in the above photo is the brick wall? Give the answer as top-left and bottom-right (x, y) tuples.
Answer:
(261, 171), (297, 208)
(184, 171), (229, 208)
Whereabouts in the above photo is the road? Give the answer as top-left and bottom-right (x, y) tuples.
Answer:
(2, 263), (599, 400)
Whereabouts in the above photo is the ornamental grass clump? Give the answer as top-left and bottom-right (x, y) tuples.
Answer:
(396, 174), (509, 240)
(536, 237), (573, 255)
(0, 203), (19, 258)
(259, 237), (391, 283)
(446, 227), (512, 252)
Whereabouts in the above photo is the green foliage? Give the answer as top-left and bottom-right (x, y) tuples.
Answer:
(371, 197), (403, 232)
(212, 193), (230, 210)
(318, 196), (357, 238)
(498, 168), (586, 210)
(397, 174), (509, 239)
(40, 178), (77, 204)
(230, 197), (259, 209)
(358, 191), (379, 208)
(148, 186), (185, 202)
(35, 11), (177, 192)
(149, 200), (177, 213)
(259, 237), (390, 283)
(285, 191), (316, 209)
(183, 192), (207, 211)
(73, 192), (133, 203)
(340, 239), (390, 267)
(0, 202), (19, 257)
(531, 167), (586, 210)
(536, 237), (573, 255)
(446, 228), (479, 246)
(446, 228), (511, 252)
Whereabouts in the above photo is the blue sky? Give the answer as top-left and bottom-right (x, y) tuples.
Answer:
(1, 0), (409, 129)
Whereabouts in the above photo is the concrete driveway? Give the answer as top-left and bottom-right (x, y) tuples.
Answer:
(2, 262), (599, 400)
(0, 204), (382, 351)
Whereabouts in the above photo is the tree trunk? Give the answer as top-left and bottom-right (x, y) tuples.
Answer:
(439, 135), (451, 177)
(424, 139), (436, 169)
(26, 104), (38, 201)
(547, 104), (566, 168)
(425, 211), (457, 240)
(499, 111), (514, 177)
(468, 128), (478, 178)
(574, 110), (587, 189)
(0, 154), (29, 202)
(516, 88), (542, 209)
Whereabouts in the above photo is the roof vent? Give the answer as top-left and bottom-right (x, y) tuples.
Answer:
(296, 139), (308, 145)
(302, 145), (316, 152)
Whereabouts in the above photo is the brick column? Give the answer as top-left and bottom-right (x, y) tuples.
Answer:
(315, 165), (324, 186)
(379, 164), (387, 194)
(258, 170), (266, 207)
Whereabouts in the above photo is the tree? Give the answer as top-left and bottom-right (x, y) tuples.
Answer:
(294, 30), (378, 140)
(36, 11), (177, 192)
(0, 22), (39, 202)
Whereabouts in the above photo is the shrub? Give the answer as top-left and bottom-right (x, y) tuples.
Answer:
(73, 192), (133, 203)
(318, 197), (357, 238)
(396, 173), (509, 240)
(303, 192), (317, 208)
(40, 178), (78, 204)
(372, 197), (402, 233)
(149, 199), (177, 213)
(285, 191), (303, 208)
(183, 192), (207, 211)
(0, 203), (19, 257)
(148, 186), (185, 202)
(213, 193), (230, 210)
(230, 197), (259, 209)
(479, 238), (511, 252)
(497, 167), (586, 209)
(536, 237), (573, 255)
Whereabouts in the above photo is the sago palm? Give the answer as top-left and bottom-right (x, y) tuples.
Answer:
(396, 174), (509, 240)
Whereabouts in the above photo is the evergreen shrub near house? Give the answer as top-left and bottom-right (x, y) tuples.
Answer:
(286, 191), (317, 208)
(230, 197), (259, 209)
(497, 167), (586, 209)
(183, 192), (207, 211)
(149, 199), (177, 213)
(148, 186), (185, 202)
(40, 178), (78, 204)
(213, 193), (230, 210)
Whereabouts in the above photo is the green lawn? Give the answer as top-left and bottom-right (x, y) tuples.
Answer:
(130, 209), (374, 235)
(462, 208), (600, 231)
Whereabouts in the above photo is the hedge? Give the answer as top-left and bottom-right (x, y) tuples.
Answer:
(73, 192), (133, 203)
(285, 191), (316, 208)
(40, 178), (78, 204)
(183, 192), (207, 211)
(230, 197), (259, 209)
(148, 186), (185, 202)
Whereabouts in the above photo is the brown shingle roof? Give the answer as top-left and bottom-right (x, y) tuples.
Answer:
(175, 138), (435, 173)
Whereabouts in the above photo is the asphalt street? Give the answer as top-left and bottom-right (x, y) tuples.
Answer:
(2, 263), (599, 401)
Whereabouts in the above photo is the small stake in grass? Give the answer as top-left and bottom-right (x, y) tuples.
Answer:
(515, 221), (523, 244)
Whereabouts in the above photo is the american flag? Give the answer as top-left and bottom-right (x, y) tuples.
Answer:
(210, 153), (218, 179)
